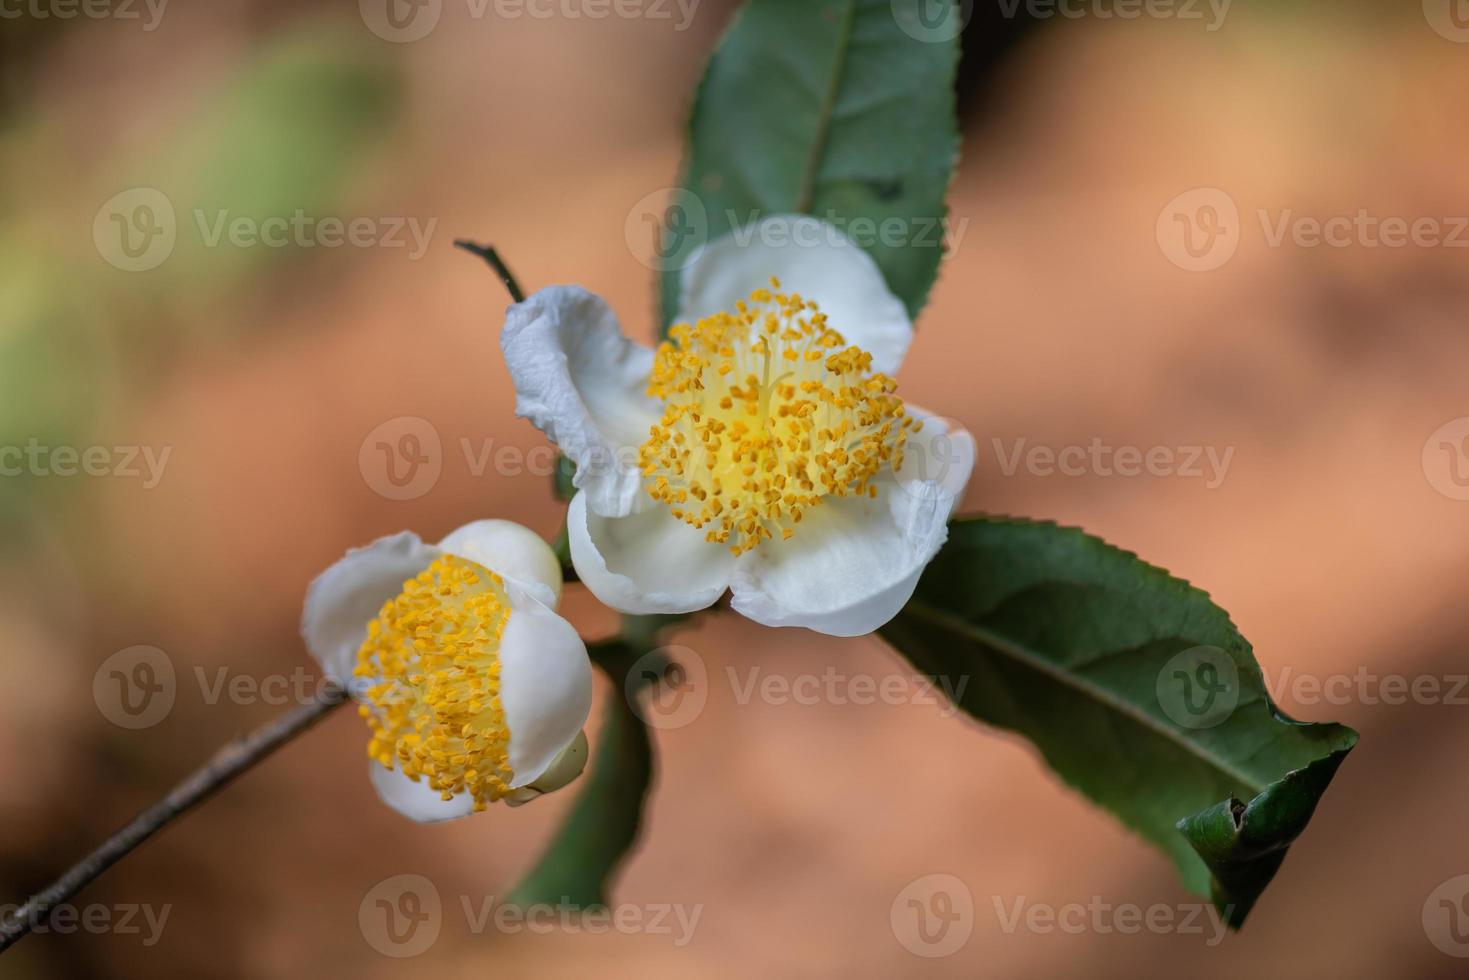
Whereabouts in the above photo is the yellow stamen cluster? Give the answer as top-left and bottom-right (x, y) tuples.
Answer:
(354, 555), (513, 811)
(640, 278), (913, 555)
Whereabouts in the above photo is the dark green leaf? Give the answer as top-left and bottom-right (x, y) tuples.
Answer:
(659, 0), (961, 332)
(879, 517), (1357, 927)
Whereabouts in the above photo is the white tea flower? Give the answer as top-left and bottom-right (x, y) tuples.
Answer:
(302, 520), (592, 822)
(502, 215), (974, 636)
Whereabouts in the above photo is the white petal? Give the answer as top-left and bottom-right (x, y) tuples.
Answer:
(888, 407), (976, 552)
(728, 414), (973, 636)
(438, 519), (563, 610)
(678, 215), (914, 376)
(499, 582), (594, 787)
(368, 761), (475, 824)
(501, 286), (661, 517)
(300, 532), (439, 689)
(567, 490), (733, 615)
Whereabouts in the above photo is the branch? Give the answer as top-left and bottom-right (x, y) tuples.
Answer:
(454, 239), (526, 303)
(0, 684), (348, 954)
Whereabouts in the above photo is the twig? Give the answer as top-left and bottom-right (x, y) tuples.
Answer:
(0, 685), (349, 954)
(454, 240), (527, 303)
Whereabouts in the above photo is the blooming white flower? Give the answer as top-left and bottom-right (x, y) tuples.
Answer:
(302, 519), (593, 822)
(501, 215), (975, 637)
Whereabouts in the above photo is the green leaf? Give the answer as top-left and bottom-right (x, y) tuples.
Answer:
(508, 662), (653, 909)
(878, 517), (1357, 928)
(659, 0), (960, 332)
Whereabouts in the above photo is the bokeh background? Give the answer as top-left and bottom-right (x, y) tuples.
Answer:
(3, 0), (1469, 976)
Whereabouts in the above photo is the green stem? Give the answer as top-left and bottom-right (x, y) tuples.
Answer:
(454, 239), (527, 304)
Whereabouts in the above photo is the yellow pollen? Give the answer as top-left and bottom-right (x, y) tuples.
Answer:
(640, 278), (913, 555)
(353, 554), (513, 812)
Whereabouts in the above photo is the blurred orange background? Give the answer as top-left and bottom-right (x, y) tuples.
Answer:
(3, 0), (1469, 976)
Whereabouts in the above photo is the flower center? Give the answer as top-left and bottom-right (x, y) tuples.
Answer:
(640, 278), (913, 556)
(354, 554), (513, 811)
